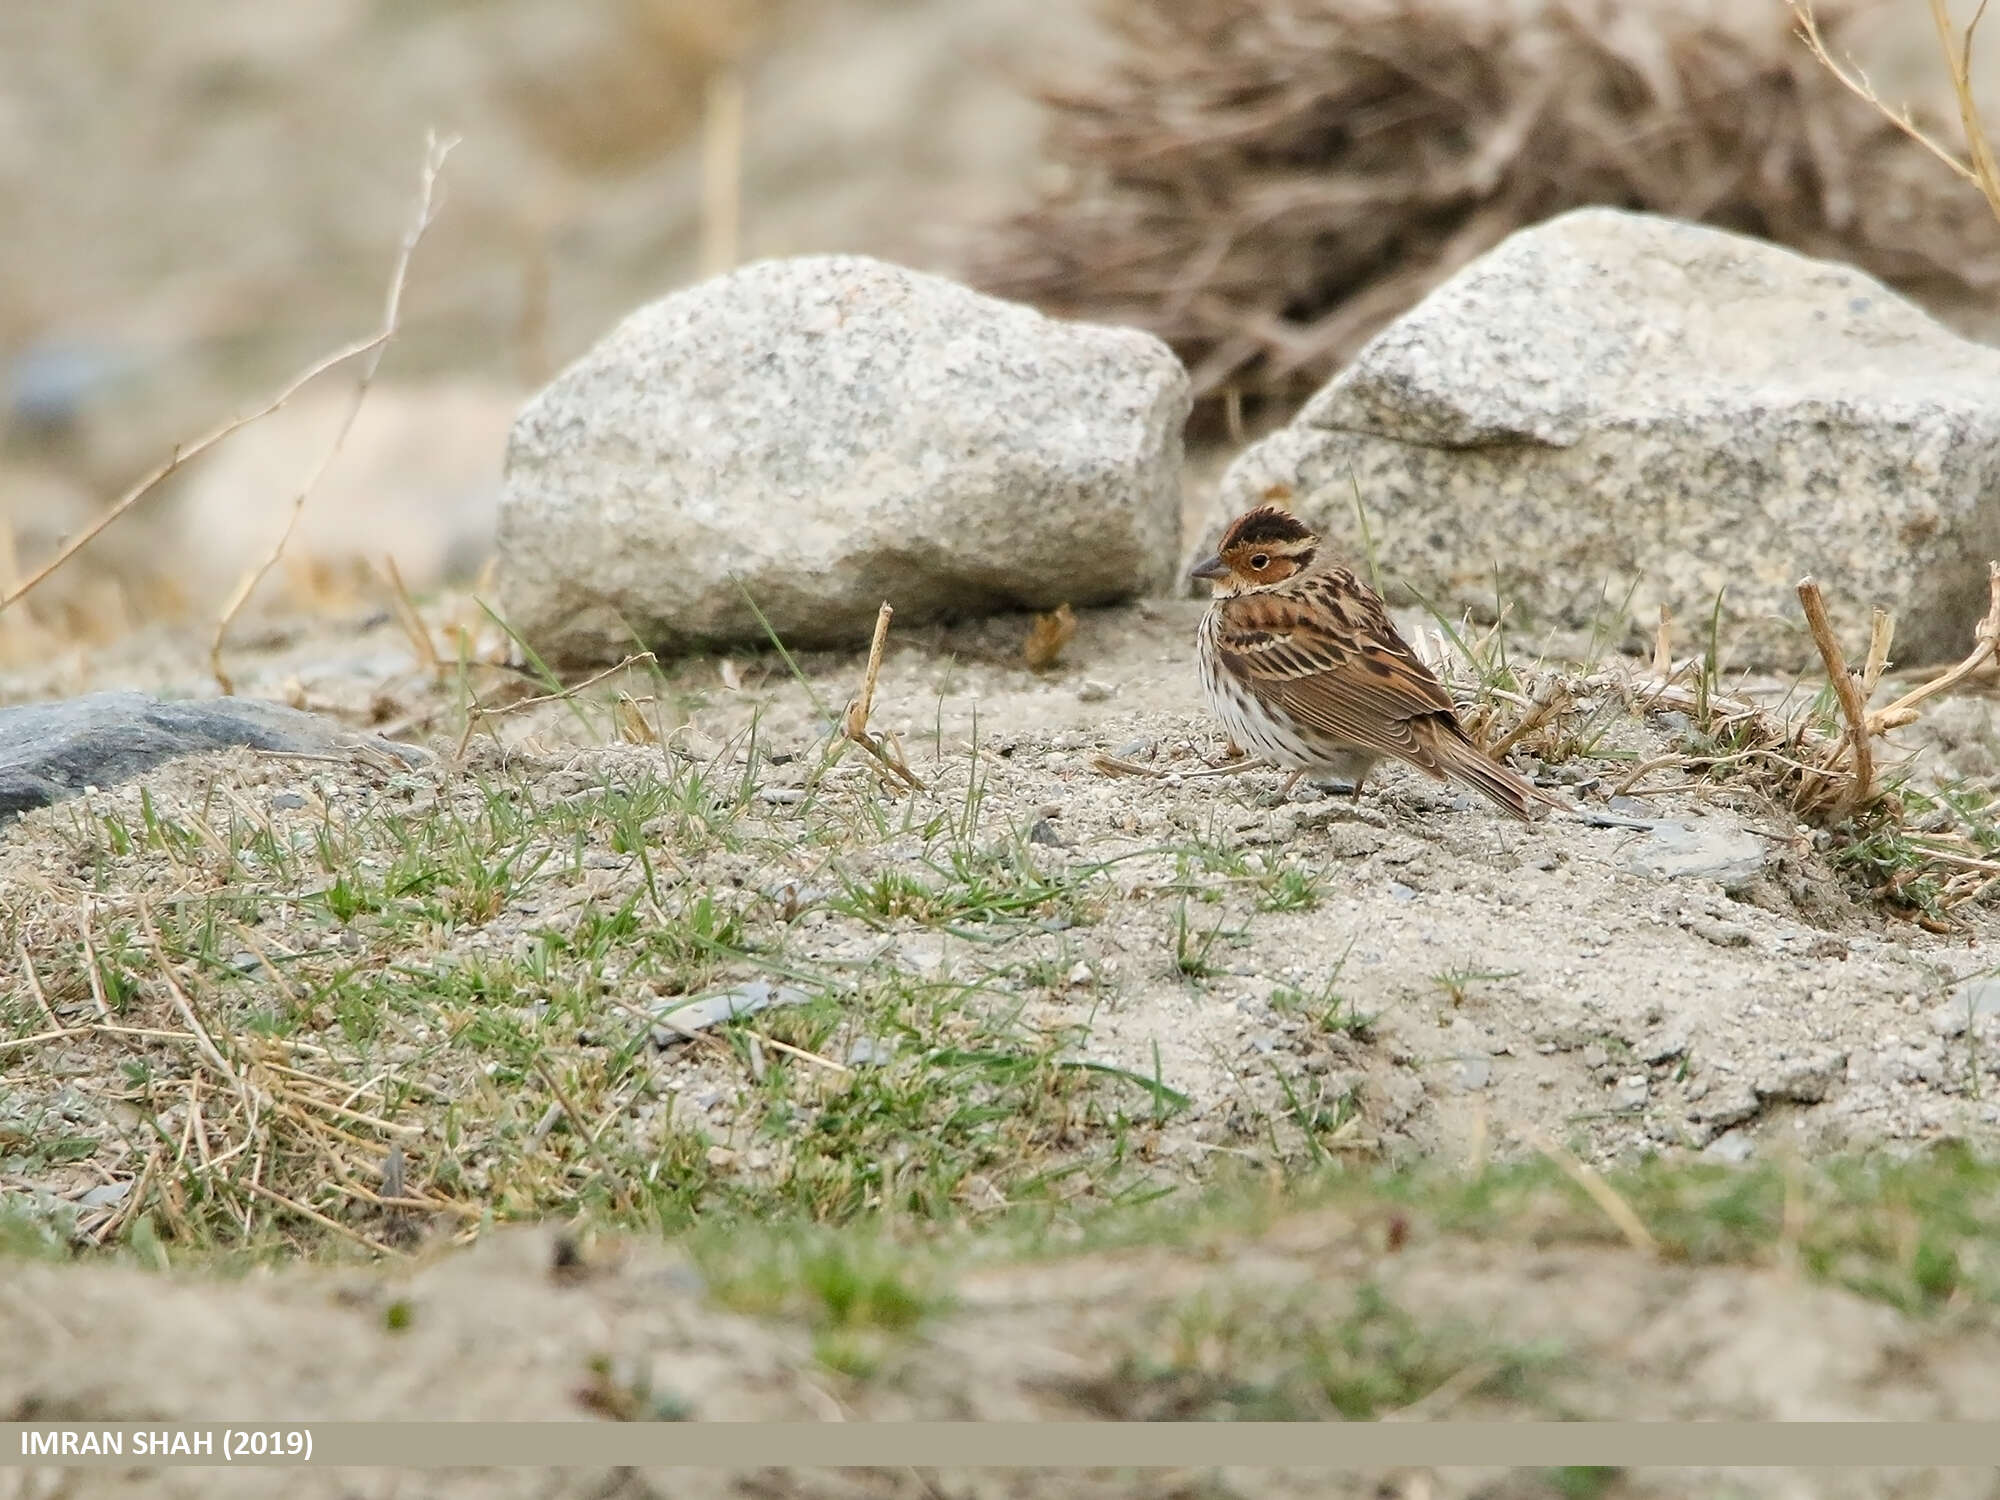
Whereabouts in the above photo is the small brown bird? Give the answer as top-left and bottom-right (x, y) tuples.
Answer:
(1191, 505), (1556, 822)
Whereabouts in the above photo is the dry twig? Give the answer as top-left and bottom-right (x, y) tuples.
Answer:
(840, 602), (926, 791)
(210, 131), (460, 693)
(1530, 1131), (1658, 1257)
(1867, 561), (2000, 733)
(1796, 575), (1877, 814)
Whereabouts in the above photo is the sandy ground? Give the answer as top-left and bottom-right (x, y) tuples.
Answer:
(9, 590), (1999, 1176)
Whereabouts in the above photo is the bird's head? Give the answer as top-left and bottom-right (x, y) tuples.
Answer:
(1189, 505), (1320, 596)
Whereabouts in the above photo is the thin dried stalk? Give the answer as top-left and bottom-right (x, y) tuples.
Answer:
(701, 63), (746, 278)
(1530, 1130), (1658, 1257)
(1867, 561), (2000, 732)
(1796, 575), (1876, 814)
(840, 602), (926, 792)
(210, 131), (460, 693)
(531, 1055), (634, 1214)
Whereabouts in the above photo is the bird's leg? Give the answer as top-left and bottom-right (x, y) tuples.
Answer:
(1347, 771), (1367, 803)
(1279, 769), (1306, 799)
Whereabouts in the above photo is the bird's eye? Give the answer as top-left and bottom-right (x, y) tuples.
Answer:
(1249, 553), (1270, 570)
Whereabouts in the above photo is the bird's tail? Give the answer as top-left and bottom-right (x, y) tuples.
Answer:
(1429, 730), (1566, 822)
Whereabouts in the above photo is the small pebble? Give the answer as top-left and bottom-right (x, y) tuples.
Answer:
(846, 1037), (895, 1067)
(1702, 1129), (1756, 1165)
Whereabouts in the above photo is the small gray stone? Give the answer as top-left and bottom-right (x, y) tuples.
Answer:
(74, 1181), (133, 1210)
(1690, 1084), (1761, 1130)
(651, 981), (810, 1046)
(270, 792), (308, 811)
(498, 254), (1190, 664)
(1756, 1051), (1847, 1104)
(1386, 881), (1418, 902)
(0, 691), (427, 824)
(1076, 680), (1115, 703)
(1619, 821), (1766, 891)
(1685, 916), (1752, 948)
(1932, 1005), (1970, 1039)
(1636, 1030), (1689, 1065)
(1702, 1129), (1757, 1165)
(1949, 974), (2000, 1021)
(1452, 1056), (1492, 1091)
(1609, 1075), (1650, 1113)
(844, 1037), (896, 1067)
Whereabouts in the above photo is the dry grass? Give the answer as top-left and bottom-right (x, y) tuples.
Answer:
(969, 0), (2000, 424)
(1398, 559), (2000, 924)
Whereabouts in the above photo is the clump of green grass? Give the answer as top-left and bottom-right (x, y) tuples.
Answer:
(1393, 1141), (2000, 1318)
(0, 714), (1186, 1266)
(1095, 1280), (1555, 1420)
(1270, 964), (1375, 1037)
(1431, 965), (1518, 1008)
(1169, 896), (1240, 979)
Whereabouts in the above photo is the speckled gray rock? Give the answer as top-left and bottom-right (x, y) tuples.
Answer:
(0, 692), (427, 822)
(499, 255), (1190, 664)
(1213, 207), (2000, 668)
(1617, 819), (1768, 891)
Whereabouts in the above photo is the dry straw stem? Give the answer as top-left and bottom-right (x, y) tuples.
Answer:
(1528, 1130), (1658, 1257)
(5, 888), (470, 1253)
(1790, 0), (2000, 228)
(840, 601), (926, 792)
(530, 1054), (634, 1215)
(210, 131), (460, 694)
(1866, 560), (2000, 732)
(1622, 566), (2000, 913)
(971, 0), (1999, 420)
(450, 650), (661, 761)
(1796, 574), (1877, 815)
(700, 61), (746, 278)
(1092, 753), (1260, 781)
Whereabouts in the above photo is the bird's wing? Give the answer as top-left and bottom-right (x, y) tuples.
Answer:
(1210, 570), (1465, 771)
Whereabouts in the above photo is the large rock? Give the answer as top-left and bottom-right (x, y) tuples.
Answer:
(1212, 208), (2000, 668)
(0, 693), (428, 822)
(497, 254), (1189, 663)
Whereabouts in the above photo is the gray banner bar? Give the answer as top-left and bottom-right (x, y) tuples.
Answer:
(5, 1424), (2000, 1468)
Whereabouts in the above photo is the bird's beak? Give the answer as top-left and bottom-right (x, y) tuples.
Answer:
(1189, 554), (1227, 582)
